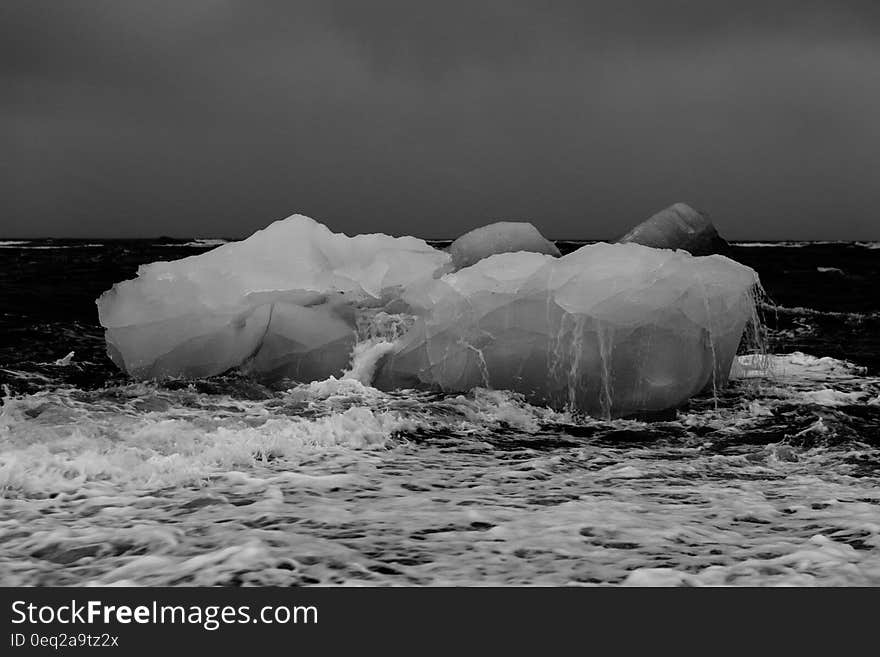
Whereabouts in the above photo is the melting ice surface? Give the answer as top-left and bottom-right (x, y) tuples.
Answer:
(97, 215), (448, 382)
(97, 214), (759, 418)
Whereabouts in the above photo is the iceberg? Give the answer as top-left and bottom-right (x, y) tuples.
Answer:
(97, 215), (449, 379)
(448, 221), (560, 271)
(376, 243), (757, 417)
(617, 202), (729, 256)
(98, 213), (760, 418)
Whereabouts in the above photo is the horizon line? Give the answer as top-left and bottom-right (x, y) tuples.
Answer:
(2, 236), (879, 243)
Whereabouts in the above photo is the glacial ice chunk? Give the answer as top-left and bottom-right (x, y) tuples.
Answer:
(97, 214), (449, 379)
(98, 214), (759, 418)
(448, 221), (560, 271)
(617, 203), (729, 256)
(375, 242), (759, 417)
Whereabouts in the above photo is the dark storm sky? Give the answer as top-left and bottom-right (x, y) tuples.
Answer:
(3, 1), (880, 240)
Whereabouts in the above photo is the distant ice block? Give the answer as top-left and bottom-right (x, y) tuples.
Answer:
(376, 242), (758, 417)
(448, 221), (560, 271)
(99, 213), (759, 418)
(97, 214), (449, 379)
(617, 203), (729, 256)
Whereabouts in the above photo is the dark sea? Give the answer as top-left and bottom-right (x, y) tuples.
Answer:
(1, 238), (879, 586)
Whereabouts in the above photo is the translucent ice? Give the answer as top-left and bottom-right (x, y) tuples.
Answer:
(99, 214), (759, 418)
(97, 214), (449, 379)
(448, 221), (560, 271)
(376, 242), (759, 417)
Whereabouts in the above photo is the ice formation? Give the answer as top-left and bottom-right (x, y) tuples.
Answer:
(617, 202), (729, 256)
(97, 215), (448, 379)
(98, 213), (759, 417)
(377, 243), (758, 417)
(448, 221), (560, 271)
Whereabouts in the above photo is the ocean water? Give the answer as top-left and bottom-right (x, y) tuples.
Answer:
(1, 238), (879, 586)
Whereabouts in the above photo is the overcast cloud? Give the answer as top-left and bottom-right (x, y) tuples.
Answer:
(3, 1), (879, 239)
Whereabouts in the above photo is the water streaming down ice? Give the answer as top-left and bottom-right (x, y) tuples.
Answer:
(97, 214), (761, 417)
(378, 243), (761, 417)
(341, 311), (415, 385)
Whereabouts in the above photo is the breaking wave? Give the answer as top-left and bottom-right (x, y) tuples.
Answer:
(0, 243), (104, 249)
(733, 240), (869, 248)
(1, 351), (879, 586)
(159, 238), (231, 248)
(760, 303), (880, 321)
